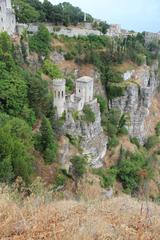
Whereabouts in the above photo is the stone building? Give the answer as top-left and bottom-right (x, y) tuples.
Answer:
(53, 79), (66, 118)
(0, 0), (16, 35)
(53, 76), (107, 167)
(53, 76), (94, 118)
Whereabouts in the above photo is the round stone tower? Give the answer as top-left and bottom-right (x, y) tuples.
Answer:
(53, 79), (66, 118)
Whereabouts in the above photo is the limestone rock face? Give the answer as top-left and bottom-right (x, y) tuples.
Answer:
(110, 62), (159, 143)
(63, 99), (107, 168)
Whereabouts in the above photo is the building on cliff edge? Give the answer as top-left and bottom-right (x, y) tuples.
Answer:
(53, 76), (107, 168)
(53, 76), (94, 118)
(0, 0), (16, 35)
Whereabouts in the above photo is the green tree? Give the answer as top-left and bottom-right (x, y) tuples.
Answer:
(70, 155), (87, 190)
(99, 21), (109, 34)
(39, 117), (58, 164)
(0, 116), (34, 183)
(118, 151), (152, 193)
(29, 24), (51, 57)
(27, 73), (51, 117)
(0, 32), (28, 116)
(13, 0), (40, 23)
(96, 95), (107, 113)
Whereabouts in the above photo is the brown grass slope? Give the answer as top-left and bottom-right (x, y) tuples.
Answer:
(0, 193), (160, 240)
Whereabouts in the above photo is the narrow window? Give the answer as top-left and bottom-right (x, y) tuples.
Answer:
(79, 89), (80, 93)
(58, 91), (60, 98)
(62, 91), (64, 97)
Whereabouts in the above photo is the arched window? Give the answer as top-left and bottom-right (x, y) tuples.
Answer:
(62, 91), (64, 97)
(79, 89), (81, 93)
(58, 91), (60, 98)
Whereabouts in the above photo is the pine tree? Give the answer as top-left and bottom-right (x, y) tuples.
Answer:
(40, 117), (57, 164)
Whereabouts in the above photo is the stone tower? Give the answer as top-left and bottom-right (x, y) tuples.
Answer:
(0, 0), (16, 35)
(76, 76), (93, 103)
(53, 79), (66, 118)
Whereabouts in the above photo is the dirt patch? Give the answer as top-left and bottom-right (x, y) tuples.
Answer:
(34, 151), (58, 184)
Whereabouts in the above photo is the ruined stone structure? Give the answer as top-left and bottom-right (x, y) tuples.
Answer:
(53, 76), (94, 118)
(53, 76), (107, 167)
(53, 79), (66, 118)
(0, 0), (16, 34)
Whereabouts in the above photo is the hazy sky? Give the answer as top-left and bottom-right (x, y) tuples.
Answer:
(49, 0), (160, 32)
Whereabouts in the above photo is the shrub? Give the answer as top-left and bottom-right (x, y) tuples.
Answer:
(118, 151), (153, 193)
(108, 108), (121, 126)
(54, 170), (67, 189)
(96, 95), (107, 113)
(145, 135), (160, 150)
(72, 111), (79, 121)
(43, 59), (62, 78)
(130, 137), (140, 148)
(29, 24), (51, 56)
(108, 136), (119, 149)
(64, 52), (75, 60)
(118, 126), (128, 136)
(107, 84), (126, 99)
(20, 105), (36, 126)
(70, 155), (87, 189)
(93, 168), (117, 188)
(82, 105), (95, 123)
(66, 134), (80, 148)
(66, 77), (74, 93)
(106, 122), (117, 137)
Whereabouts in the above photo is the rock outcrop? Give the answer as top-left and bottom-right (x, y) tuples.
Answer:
(63, 99), (107, 167)
(110, 61), (159, 143)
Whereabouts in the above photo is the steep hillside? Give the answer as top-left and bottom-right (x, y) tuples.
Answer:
(0, 191), (160, 240)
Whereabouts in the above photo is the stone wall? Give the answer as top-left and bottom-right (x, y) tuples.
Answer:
(110, 62), (159, 144)
(0, 0), (16, 35)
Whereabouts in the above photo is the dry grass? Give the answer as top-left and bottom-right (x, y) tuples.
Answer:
(0, 189), (160, 240)
(113, 61), (137, 73)
(105, 136), (137, 168)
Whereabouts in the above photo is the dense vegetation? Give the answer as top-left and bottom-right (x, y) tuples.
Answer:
(0, 31), (58, 184)
(59, 33), (160, 101)
(13, 0), (93, 25)
(1, 2), (160, 200)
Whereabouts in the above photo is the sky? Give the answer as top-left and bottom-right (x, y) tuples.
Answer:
(49, 0), (160, 32)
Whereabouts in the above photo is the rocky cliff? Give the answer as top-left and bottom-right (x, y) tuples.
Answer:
(110, 61), (160, 143)
(63, 99), (107, 168)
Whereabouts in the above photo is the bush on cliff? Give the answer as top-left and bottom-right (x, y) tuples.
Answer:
(82, 105), (95, 123)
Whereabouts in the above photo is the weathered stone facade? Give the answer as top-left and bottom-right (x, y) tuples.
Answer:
(110, 62), (159, 143)
(53, 76), (94, 118)
(0, 0), (16, 35)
